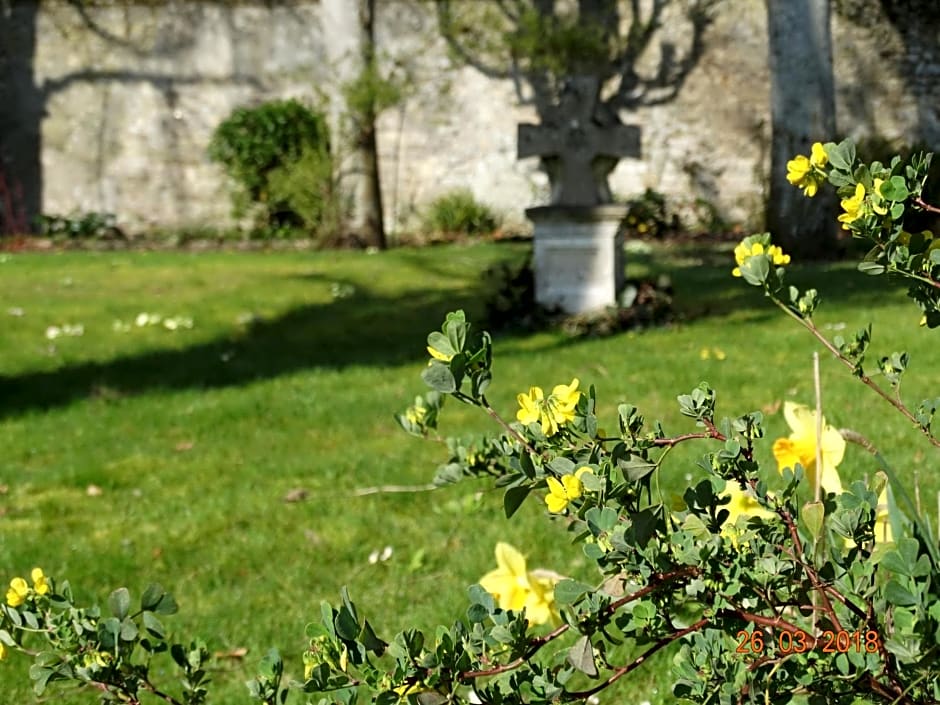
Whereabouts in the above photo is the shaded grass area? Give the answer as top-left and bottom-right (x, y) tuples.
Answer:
(0, 241), (937, 704)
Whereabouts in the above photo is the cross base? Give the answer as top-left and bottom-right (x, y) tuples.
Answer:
(527, 205), (628, 314)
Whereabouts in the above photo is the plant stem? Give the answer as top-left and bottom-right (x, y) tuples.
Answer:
(770, 296), (940, 448)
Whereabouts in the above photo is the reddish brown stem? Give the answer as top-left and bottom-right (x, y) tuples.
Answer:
(562, 618), (709, 700)
(458, 568), (699, 681)
(914, 196), (940, 215)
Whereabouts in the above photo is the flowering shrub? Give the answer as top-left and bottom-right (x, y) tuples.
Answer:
(2, 140), (939, 704)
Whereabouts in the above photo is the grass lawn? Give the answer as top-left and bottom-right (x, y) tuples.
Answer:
(0, 240), (936, 704)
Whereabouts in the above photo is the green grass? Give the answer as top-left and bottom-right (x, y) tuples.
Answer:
(0, 241), (936, 704)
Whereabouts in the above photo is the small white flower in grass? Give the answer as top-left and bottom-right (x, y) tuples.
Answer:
(62, 324), (83, 337)
(330, 282), (355, 300)
(45, 325), (62, 340)
(163, 316), (193, 331)
(135, 312), (162, 327)
(365, 246), (379, 255)
(8, 307), (23, 317)
(368, 546), (393, 564)
(113, 320), (131, 332)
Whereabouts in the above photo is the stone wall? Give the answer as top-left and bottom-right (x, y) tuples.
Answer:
(0, 1), (937, 235)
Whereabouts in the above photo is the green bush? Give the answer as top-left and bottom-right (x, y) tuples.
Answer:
(424, 189), (500, 236)
(207, 99), (332, 236)
(36, 212), (123, 240)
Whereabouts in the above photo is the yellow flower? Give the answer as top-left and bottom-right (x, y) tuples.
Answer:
(772, 401), (845, 496)
(838, 183), (866, 229)
(0, 640), (5, 660)
(810, 142), (828, 168)
(871, 178), (889, 216)
(516, 379), (581, 437)
(732, 241), (763, 277)
(786, 143), (828, 197)
(545, 467), (593, 513)
(516, 386), (544, 426)
(786, 155), (812, 187)
(31, 568), (49, 596)
(732, 240), (789, 277)
(427, 345), (454, 363)
(6, 577), (28, 607)
(479, 542), (559, 626)
(405, 405), (427, 425)
(767, 245), (791, 266)
(544, 378), (581, 432)
(394, 683), (427, 699)
(721, 484), (774, 545)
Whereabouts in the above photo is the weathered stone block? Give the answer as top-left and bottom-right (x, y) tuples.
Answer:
(527, 205), (628, 315)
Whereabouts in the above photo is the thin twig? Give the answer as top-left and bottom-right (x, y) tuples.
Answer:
(914, 196), (940, 214)
(562, 618), (709, 700)
(352, 483), (437, 497)
(458, 568), (699, 681)
(478, 395), (541, 457)
(772, 299), (940, 448)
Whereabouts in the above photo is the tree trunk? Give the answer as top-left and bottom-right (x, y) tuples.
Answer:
(765, 0), (838, 259)
(0, 1), (42, 235)
(321, 0), (387, 249)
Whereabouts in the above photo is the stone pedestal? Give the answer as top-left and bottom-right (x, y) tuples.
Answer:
(527, 205), (628, 314)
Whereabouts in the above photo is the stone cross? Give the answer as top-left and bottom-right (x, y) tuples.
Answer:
(518, 75), (641, 207)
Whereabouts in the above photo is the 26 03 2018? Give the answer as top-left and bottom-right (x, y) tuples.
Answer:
(735, 629), (882, 655)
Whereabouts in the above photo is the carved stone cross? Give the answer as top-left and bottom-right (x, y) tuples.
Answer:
(518, 75), (641, 207)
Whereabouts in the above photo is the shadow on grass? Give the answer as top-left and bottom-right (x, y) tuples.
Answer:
(0, 245), (906, 418)
(628, 243), (904, 320)
(0, 280), (491, 418)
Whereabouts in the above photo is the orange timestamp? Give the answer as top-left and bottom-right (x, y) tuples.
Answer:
(735, 629), (882, 655)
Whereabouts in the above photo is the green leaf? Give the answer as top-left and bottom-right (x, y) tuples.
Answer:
(109, 587), (131, 620)
(421, 363), (456, 394)
(801, 501), (825, 542)
(416, 693), (448, 705)
(503, 485), (530, 519)
(320, 601), (336, 638)
(98, 617), (121, 650)
(120, 617), (139, 642)
(142, 611), (166, 640)
(881, 539), (918, 576)
(884, 579), (917, 606)
(857, 261), (886, 275)
(548, 457), (575, 474)
(430, 330), (458, 357)
(553, 579), (592, 606)
(619, 456), (657, 482)
(467, 584), (495, 612)
(335, 605), (359, 641)
(826, 140), (855, 171)
(360, 620), (387, 655)
(141, 583), (170, 612)
(879, 175), (909, 201)
(466, 603), (489, 623)
(567, 636), (598, 677)
(739, 256), (769, 286)
(259, 647), (283, 678)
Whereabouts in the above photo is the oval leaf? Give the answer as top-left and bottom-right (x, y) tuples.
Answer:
(109, 587), (131, 620)
(567, 635), (598, 677)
